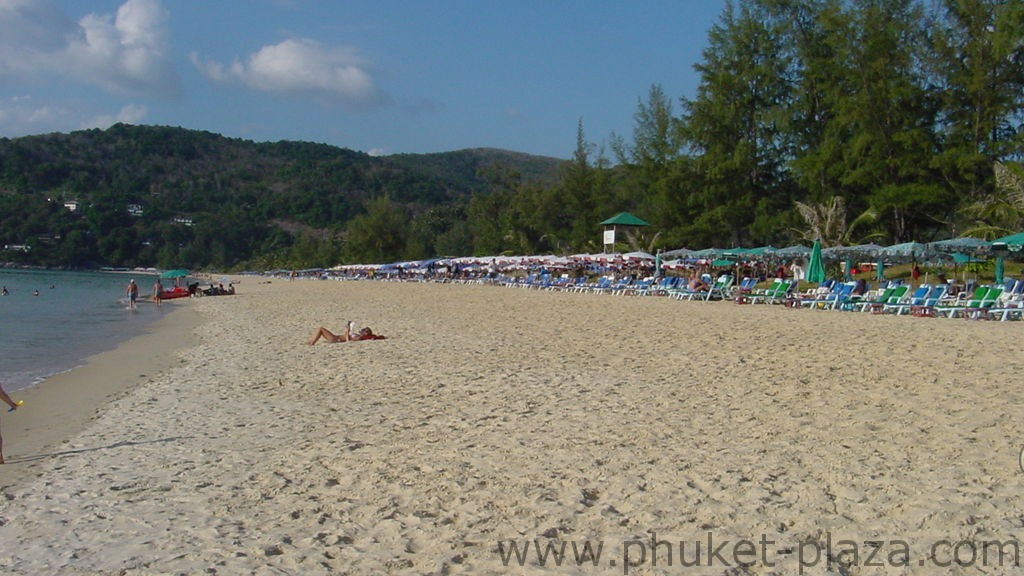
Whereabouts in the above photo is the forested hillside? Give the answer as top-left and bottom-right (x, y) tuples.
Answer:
(1, 0), (1023, 272)
(0, 124), (564, 270)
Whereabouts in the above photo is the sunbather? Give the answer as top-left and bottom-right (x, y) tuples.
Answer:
(307, 321), (386, 345)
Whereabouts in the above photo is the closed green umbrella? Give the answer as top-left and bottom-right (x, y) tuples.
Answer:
(876, 259), (885, 281)
(995, 256), (1005, 285)
(807, 239), (826, 283)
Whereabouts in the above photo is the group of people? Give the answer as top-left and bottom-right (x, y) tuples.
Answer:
(127, 278), (173, 309)
(126, 278), (239, 309)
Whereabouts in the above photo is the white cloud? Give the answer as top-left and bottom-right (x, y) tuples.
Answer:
(0, 94), (73, 133)
(0, 0), (180, 97)
(80, 104), (148, 130)
(191, 38), (387, 107)
(0, 94), (146, 135)
(367, 147), (388, 157)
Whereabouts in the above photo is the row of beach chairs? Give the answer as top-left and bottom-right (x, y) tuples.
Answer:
(771, 278), (1024, 320)
(496, 272), (1024, 320)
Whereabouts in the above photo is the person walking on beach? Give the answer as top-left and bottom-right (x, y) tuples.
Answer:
(126, 278), (139, 310)
(152, 278), (164, 307)
(0, 383), (23, 464)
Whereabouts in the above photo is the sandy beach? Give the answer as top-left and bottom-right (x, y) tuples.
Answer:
(1, 278), (1022, 575)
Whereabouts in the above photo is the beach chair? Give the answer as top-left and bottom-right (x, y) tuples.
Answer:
(735, 277), (758, 294)
(799, 282), (853, 310)
(963, 286), (1003, 319)
(609, 277), (633, 295)
(883, 284), (931, 315)
(987, 280), (1024, 320)
(628, 278), (654, 296)
(910, 284), (946, 317)
(824, 282), (859, 310)
(790, 280), (834, 308)
(733, 277), (765, 303)
(704, 274), (734, 301)
(669, 278), (702, 300)
(565, 276), (588, 293)
(746, 280), (791, 304)
(648, 276), (677, 296)
(586, 277), (613, 294)
(936, 286), (1000, 319)
(857, 284), (907, 313)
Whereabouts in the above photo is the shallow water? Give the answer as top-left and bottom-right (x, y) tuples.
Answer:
(0, 269), (172, 391)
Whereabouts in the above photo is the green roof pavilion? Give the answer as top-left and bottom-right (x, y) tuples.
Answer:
(600, 212), (651, 227)
(601, 212), (650, 253)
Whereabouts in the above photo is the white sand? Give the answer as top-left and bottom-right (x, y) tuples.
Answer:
(0, 279), (1022, 575)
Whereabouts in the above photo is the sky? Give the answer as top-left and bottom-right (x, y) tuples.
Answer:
(0, 0), (726, 159)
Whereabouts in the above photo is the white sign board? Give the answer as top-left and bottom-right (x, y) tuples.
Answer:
(603, 229), (615, 245)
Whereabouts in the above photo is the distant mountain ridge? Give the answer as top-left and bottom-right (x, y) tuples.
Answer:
(0, 124), (566, 269)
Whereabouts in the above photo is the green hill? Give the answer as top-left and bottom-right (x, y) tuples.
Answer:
(0, 124), (564, 270)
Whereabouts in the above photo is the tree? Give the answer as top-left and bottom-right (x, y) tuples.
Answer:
(962, 161), (1024, 237)
(342, 197), (410, 263)
(681, 0), (799, 246)
(611, 85), (688, 239)
(930, 0), (1024, 210)
(794, 196), (879, 246)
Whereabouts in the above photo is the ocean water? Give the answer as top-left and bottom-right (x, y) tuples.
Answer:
(0, 269), (174, 392)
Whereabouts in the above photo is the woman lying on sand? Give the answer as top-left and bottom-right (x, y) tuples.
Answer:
(307, 321), (386, 345)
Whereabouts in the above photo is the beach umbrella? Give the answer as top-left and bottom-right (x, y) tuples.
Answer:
(928, 237), (990, 253)
(992, 231), (1024, 252)
(952, 253), (985, 264)
(876, 259), (885, 281)
(879, 241), (942, 263)
(159, 269), (189, 279)
(660, 247), (695, 258)
(995, 256), (1005, 285)
(776, 245), (811, 258)
(622, 251), (655, 261)
(821, 243), (883, 261)
(806, 239), (826, 283)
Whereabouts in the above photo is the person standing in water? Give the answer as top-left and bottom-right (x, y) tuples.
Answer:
(126, 279), (139, 310)
(152, 278), (164, 307)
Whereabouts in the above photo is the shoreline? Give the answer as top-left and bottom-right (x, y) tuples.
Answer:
(0, 301), (201, 489)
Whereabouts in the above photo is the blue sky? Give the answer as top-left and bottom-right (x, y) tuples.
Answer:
(0, 0), (725, 159)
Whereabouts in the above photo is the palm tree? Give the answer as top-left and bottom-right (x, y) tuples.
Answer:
(794, 197), (878, 247)
(961, 161), (1024, 238)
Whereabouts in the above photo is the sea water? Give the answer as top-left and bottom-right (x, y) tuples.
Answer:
(0, 269), (173, 392)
